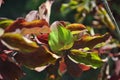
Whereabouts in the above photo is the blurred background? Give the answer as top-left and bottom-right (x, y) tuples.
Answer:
(0, 0), (65, 22)
(0, 0), (120, 23)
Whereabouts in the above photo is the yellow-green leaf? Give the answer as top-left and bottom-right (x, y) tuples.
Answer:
(69, 49), (103, 69)
(49, 26), (74, 54)
(0, 18), (13, 29)
(1, 33), (39, 53)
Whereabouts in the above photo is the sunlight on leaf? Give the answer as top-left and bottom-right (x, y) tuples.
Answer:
(73, 33), (110, 49)
(0, 28), (4, 36)
(1, 33), (39, 53)
(66, 23), (86, 31)
(5, 19), (48, 32)
(69, 49), (103, 69)
(49, 26), (74, 54)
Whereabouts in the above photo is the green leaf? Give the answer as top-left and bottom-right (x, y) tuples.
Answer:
(49, 26), (74, 54)
(68, 49), (103, 69)
(1, 33), (39, 53)
(0, 18), (13, 29)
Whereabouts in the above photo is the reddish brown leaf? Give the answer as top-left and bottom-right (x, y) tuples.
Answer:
(59, 59), (90, 75)
(79, 64), (91, 71)
(0, 54), (24, 80)
(5, 19), (49, 32)
(73, 33), (110, 49)
(65, 56), (83, 77)
(0, 53), (7, 61)
(21, 25), (50, 35)
(14, 45), (56, 68)
(5, 19), (25, 32)
(37, 33), (49, 44)
(45, 59), (60, 79)
(59, 58), (67, 74)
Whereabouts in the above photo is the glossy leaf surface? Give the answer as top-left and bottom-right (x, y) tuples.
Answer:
(73, 33), (110, 49)
(69, 49), (103, 69)
(49, 26), (74, 53)
(5, 19), (48, 32)
(66, 23), (86, 31)
(1, 33), (39, 53)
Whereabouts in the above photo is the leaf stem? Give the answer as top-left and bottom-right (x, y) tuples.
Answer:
(102, 0), (120, 41)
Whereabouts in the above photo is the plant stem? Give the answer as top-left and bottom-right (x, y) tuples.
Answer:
(102, 0), (120, 41)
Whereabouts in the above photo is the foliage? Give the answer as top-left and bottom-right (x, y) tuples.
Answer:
(0, 0), (120, 80)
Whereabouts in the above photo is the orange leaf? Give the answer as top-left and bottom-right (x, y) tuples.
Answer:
(66, 23), (86, 31)
(5, 19), (49, 32)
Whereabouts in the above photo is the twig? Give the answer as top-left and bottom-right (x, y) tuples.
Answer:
(101, 0), (120, 41)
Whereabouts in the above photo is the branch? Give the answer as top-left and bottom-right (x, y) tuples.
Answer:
(101, 0), (120, 41)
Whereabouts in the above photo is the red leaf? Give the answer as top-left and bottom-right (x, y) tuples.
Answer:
(0, 53), (7, 61)
(73, 33), (110, 49)
(0, 55), (24, 80)
(37, 33), (49, 44)
(58, 58), (90, 75)
(59, 58), (67, 74)
(65, 56), (83, 77)
(79, 64), (91, 71)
